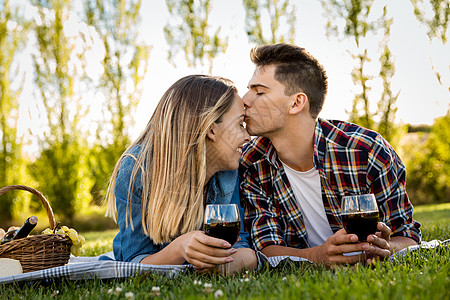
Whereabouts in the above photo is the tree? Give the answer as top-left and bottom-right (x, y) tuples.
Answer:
(411, 0), (449, 90)
(411, 0), (449, 43)
(30, 0), (92, 220)
(164, 0), (227, 73)
(321, 0), (405, 145)
(243, 0), (296, 45)
(0, 0), (29, 222)
(321, 0), (376, 129)
(84, 0), (150, 204)
(375, 7), (405, 145)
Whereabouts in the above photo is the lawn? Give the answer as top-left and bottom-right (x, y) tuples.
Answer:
(1, 203), (449, 299)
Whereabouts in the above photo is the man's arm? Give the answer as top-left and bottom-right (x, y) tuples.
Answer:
(262, 229), (373, 267)
(365, 136), (421, 261)
(390, 236), (417, 251)
(240, 165), (287, 252)
(369, 136), (421, 242)
(240, 161), (374, 267)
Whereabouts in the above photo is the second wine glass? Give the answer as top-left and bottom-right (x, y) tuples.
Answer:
(341, 194), (379, 242)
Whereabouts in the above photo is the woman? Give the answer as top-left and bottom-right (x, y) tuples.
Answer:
(106, 75), (256, 274)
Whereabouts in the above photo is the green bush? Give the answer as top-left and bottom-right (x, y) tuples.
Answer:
(402, 113), (450, 205)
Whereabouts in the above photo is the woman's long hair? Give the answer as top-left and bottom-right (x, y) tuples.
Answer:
(106, 75), (237, 244)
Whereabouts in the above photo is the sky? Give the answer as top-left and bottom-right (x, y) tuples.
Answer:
(131, 0), (449, 139)
(14, 0), (450, 143)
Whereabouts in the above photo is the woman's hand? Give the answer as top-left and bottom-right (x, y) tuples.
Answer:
(174, 230), (237, 270)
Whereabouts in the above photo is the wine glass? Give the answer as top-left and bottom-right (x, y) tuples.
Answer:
(341, 194), (379, 242)
(204, 204), (241, 246)
(204, 204), (241, 274)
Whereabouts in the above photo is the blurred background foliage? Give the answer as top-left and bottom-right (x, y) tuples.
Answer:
(0, 0), (448, 229)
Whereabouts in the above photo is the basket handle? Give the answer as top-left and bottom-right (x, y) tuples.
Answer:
(0, 185), (56, 230)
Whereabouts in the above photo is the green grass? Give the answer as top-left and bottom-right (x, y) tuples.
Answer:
(1, 203), (449, 299)
(413, 202), (450, 241)
(79, 229), (118, 256)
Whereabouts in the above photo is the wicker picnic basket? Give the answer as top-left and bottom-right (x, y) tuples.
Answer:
(0, 185), (72, 273)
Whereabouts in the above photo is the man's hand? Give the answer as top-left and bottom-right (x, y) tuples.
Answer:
(365, 222), (392, 264)
(365, 222), (418, 264)
(312, 229), (370, 267)
(261, 229), (371, 267)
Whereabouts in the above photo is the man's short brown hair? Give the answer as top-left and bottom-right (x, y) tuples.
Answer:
(250, 43), (328, 118)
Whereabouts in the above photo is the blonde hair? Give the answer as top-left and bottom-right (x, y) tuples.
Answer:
(106, 75), (237, 244)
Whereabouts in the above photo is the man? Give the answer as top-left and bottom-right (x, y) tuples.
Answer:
(239, 43), (421, 266)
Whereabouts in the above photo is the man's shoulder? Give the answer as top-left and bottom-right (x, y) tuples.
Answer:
(319, 119), (383, 151)
(240, 136), (271, 169)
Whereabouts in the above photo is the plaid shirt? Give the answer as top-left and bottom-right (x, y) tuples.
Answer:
(239, 118), (421, 251)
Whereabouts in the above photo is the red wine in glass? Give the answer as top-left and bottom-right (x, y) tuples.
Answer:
(342, 211), (379, 242)
(204, 204), (240, 246)
(204, 221), (240, 245)
(341, 194), (379, 242)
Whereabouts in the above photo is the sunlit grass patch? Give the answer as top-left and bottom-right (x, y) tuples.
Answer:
(414, 202), (450, 227)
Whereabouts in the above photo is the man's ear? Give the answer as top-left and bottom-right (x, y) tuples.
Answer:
(289, 92), (308, 115)
(206, 124), (216, 142)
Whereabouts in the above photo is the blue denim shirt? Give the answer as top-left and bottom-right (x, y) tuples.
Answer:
(111, 145), (250, 263)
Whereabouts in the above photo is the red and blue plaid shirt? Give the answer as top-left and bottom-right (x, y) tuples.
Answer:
(239, 118), (421, 251)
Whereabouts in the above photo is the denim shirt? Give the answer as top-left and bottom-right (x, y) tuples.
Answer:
(111, 145), (250, 263)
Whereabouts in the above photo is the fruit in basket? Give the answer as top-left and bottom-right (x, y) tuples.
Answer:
(41, 225), (86, 256)
(8, 226), (20, 232)
(41, 228), (53, 235)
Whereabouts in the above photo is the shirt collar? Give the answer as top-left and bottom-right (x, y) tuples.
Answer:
(313, 118), (327, 170)
(263, 141), (282, 169)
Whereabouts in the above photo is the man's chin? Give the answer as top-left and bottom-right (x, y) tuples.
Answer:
(247, 128), (262, 137)
(246, 126), (257, 136)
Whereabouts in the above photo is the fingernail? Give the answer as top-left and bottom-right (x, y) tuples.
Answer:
(230, 248), (237, 254)
(362, 244), (369, 250)
(223, 242), (231, 248)
(351, 235), (358, 242)
(370, 246), (375, 251)
(226, 257), (234, 262)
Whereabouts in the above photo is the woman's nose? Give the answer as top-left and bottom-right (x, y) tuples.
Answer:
(243, 128), (251, 142)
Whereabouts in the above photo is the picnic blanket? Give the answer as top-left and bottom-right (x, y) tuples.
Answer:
(0, 251), (310, 285)
(0, 240), (446, 285)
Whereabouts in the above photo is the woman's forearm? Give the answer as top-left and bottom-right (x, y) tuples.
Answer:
(225, 248), (257, 274)
(139, 238), (186, 265)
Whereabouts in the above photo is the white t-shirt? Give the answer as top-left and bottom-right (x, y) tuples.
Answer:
(281, 162), (334, 247)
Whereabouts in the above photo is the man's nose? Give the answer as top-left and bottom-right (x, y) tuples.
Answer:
(242, 91), (251, 108)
